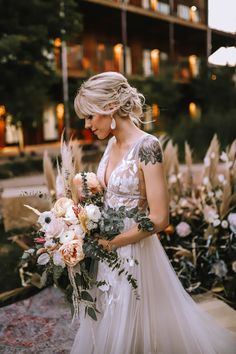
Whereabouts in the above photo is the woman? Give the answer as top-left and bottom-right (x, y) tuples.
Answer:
(71, 72), (236, 354)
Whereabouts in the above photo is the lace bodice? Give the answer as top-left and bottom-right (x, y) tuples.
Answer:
(97, 133), (161, 212)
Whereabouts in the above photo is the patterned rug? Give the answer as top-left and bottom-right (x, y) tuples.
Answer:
(0, 287), (77, 353)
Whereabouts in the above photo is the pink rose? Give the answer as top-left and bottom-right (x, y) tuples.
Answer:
(86, 172), (103, 194)
(59, 239), (85, 267)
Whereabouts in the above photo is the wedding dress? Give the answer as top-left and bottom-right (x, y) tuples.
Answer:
(71, 133), (236, 354)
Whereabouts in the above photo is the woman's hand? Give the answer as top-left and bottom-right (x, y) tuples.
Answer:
(98, 239), (114, 252)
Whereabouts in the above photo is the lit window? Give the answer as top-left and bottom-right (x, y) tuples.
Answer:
(0, 105), (6, 117)
(152, 103), (160, 123)
(57, 103), (64, 120)
(54, 38), (62, 48)
(151, 49), (160, 75)
(113, 44), (132, 74)
(189, 102), (201, 120)
(150, 0), (157, 11)
(189, 55), (199, 77)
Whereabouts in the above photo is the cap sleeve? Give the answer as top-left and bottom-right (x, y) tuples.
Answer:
(138, 134), (163, 165)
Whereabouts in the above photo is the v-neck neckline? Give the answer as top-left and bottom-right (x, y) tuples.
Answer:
(103, 133), (148, 188)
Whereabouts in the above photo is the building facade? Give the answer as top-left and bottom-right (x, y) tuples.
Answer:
(1, 0), (235, 147)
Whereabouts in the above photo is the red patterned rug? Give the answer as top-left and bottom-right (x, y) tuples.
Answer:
(0, 287), (77, 353)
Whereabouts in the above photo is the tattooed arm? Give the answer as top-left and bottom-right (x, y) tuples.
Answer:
(98, 136), (169, 250)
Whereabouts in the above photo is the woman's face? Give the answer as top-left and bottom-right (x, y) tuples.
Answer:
(84, 114), (111, 140)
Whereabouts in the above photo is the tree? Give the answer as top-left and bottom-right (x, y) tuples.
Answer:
(0, 0), (82, 126)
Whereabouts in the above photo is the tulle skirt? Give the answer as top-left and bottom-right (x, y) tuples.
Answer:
(71, 232), (236, 354)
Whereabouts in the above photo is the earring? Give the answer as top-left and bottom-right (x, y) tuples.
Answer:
(111, 117), (116, 130)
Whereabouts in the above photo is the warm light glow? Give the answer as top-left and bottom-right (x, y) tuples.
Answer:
(114, 43), (123, 56)
(54, 38), (62, 48)
(56, 103), (64, 120)
(151, 49), (159, 75)
(189, 55), (199, 77)
(150, 0), (157, 11)
(189, 102), (201, 120)
(151, 49), (159, 60)
(191, 6), (197, 11)
(211, 74), (217, 80)
(208, 46), (236, 67)
(97, 44), (105, 51)
(152, 103), (160, 118)
(0, 105), (6, 116)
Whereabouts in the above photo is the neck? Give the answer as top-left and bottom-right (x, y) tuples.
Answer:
(111, 117), (143, 147)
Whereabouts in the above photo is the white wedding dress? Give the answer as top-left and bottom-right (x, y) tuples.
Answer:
(71, 133), (236, 354)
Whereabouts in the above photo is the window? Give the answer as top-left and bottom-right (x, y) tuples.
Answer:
(157, 1), (170, 15)
(142, 0), (150, 10)
(177, 4), (190, 20)
(114, 44), (132, 74)
(143, 49), (160, 76)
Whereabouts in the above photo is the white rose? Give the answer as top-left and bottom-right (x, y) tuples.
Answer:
(64, 205), (78, 224)
(85, 204), (101, 223)
(221, 220), (228, 229)
(53, 251), (65, 267)
(53, 197), (74, 217)
(176, 222), (191, 237)
(37, 253), (50, 265)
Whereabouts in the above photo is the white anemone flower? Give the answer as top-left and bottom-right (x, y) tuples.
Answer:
(37, 253), (50, 265)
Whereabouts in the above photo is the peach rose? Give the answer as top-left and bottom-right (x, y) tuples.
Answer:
(59, 239), (85, 267)
(86, 172), (103, 194)
(73, 173), (103, 197)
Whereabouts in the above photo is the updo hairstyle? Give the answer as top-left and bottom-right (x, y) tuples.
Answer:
(74, 72), (145, 126)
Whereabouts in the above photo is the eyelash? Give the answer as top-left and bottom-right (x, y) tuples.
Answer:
(87, 115), (93, 120)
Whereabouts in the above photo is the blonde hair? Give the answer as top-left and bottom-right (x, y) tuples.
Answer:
(74, 72), (145, 126)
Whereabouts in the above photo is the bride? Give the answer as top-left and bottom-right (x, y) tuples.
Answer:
(71, 72), (236, 354)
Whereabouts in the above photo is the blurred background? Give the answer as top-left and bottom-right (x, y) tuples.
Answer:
(0, 0), (235, 163)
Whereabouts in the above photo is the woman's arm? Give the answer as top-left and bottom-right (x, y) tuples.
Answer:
(99, 137), (169, 251)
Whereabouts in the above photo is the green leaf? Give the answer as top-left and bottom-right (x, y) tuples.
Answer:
(88, 307), (97, 321)
(81, 290), (94, 302)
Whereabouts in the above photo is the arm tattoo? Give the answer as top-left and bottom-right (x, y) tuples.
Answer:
(138, 137), (163, 165)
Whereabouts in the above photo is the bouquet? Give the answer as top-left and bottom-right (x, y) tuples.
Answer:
(21, 139), (138, 322)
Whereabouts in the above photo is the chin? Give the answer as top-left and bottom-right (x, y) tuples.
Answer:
(96, 131), (110, 140)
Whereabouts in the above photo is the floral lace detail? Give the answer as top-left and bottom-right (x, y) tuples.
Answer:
(97, 134), (161, 214)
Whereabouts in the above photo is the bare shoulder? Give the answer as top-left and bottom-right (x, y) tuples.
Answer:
(138, 134), (163, 165)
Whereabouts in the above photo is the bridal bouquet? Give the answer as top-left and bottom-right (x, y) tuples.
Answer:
(21, 140), (137, 321)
